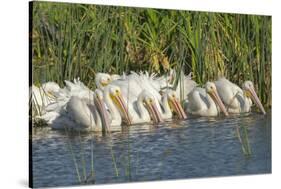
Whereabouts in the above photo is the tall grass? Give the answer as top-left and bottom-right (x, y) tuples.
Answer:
(31, 1), (271, 107)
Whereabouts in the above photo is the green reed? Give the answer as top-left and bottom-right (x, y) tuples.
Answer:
(108, 138), (120, 177)
(236, 125), (252, 157)
(64, 127), (82, 183)
(64, 128), (97, 184)
(31, 1), (271, 107)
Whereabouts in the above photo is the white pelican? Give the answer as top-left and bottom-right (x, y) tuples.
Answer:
(127, 90), (163, 124)
(110, 72), (187, 120)
(110, 72), (145, 103)
(31, 79), (85, 117)
(103, 85), (132, 126)
(215, 78), (266, 114)
(42, 85), (134, 132)
(185, 82), (229, 116)
(126, 71), (191, 120)
(42, 84), (133, 132)
(40, 78), (95, 115)
(103, 85), (163, 125)
(34, 79), (105, 130)
(30, 81), (61, 115)
(45, 89), (110, 132)
(95, 73), (112, 90)
(134, 72), (187, 120)
(156, 89), (187, 120)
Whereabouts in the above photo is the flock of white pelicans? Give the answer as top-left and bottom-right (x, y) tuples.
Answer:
(31, 70), (266, 133)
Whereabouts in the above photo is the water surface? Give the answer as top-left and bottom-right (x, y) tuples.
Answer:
(32, 112), (271, 188)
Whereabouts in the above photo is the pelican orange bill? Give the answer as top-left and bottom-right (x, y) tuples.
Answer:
(209, 90), (229, 116)
(112, 93), (132, 125)
(94, 95), (111, 134)
(149, 101), (163, 123)
(169, 98), (187, 119)
(101, 81), (110, 87)
(247, 86), (266, 115)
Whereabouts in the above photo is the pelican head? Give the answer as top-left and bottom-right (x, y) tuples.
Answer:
(205, 82), (229, 116)
(242, 81), (266, 114)
(108, 85), (132, 125)
(95, 73), (112, 90)
(94, 89), (110, 133)
(166, 89), (187, 119)
(141, 91), (163, 123)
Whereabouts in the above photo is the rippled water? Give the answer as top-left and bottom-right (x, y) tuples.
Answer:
(31, 112), (271, 188)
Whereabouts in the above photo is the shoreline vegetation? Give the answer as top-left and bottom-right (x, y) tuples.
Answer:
(31, 1), (271, 108)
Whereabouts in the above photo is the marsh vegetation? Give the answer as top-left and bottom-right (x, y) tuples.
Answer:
(31, 2), (271, 108)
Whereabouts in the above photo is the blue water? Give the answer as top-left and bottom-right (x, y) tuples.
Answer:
(32, 112), (271, 188)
